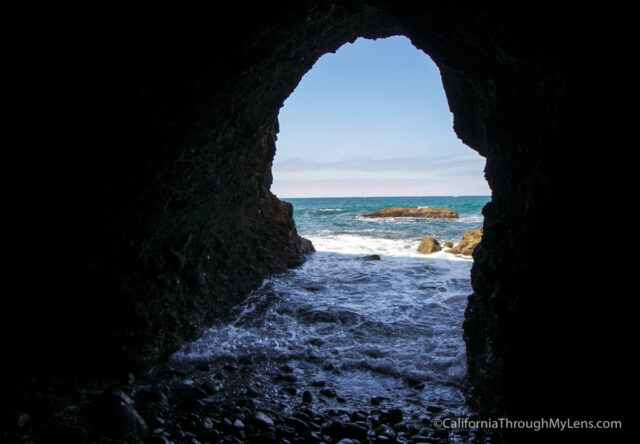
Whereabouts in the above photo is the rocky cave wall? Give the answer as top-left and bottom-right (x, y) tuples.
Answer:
(2, 0), (626, 422)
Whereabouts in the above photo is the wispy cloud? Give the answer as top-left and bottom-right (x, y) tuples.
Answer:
(271, 177), (491, 198)
(273, 155), (484, 173)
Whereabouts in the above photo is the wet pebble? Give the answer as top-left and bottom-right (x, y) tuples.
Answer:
(376, 423), (397, 439)
(277, 373), (298, 383)
(251, 411), (275, 428)
(370, 396), (389, 405)
(285, 416), (310, 433)
(322, 421), (368, 441)
(175, 399), (205, 411)
(282, 386), (298, 395)
(385, 408), (403, 424)
(320, 388), (337, 398)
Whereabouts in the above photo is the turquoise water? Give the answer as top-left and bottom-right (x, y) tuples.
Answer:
(288, 196), (488, 255)
(173, 196), (490, 422)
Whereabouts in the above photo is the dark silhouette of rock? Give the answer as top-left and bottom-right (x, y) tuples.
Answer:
(300, 237), (315, 254)
(417, 236), (442, 254)
(362, 254), (381, 261)
(448, 229), (483, 256)
(362, 207), (458, 219)
(87, 388), (148, 441)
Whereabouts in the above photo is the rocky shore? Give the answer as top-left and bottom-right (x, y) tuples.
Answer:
(417, 229), (483, 256)
(362, 208), (458, 219)
(417, 236), (441, 254)
(2, 360), (494, 443)
(446, 229), (482, 256)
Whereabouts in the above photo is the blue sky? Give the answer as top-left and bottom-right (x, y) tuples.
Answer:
(271, 36), (490, 198)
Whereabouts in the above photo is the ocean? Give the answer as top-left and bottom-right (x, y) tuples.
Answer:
(171, 195), (490, 421)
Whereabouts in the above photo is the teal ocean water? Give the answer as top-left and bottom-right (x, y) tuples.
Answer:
(289, 196), (488, 256)
(173, 196), (490, 421)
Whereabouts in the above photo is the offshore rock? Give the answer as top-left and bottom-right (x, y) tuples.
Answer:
(448, 229), (483, 256)
(417, 236), (442, 254)
(362, 207), (458, 218)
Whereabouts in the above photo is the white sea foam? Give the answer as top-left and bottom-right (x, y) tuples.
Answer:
(307, 233), (472, 261)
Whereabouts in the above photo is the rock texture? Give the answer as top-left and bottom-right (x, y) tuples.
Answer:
(1, 0), (629, 436)
(417, 236), (442, 254)
(363, 207), (458, 218)
(447, 229), (482, 256)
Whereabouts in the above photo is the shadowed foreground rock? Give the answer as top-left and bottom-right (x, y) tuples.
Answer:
(448, 228), (483, 256)
(363, 207), (458, 218)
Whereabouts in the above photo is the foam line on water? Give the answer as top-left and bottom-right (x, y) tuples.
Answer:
(307, 233), (473, 261)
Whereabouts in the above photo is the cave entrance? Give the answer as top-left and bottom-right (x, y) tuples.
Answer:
(272, 36), (488, 260)
(272, 36), (488, 199)
(249, 35), (492, 416)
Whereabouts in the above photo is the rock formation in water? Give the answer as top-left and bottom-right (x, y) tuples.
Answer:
(1, 1), (628, 439)
(417, 236), (442, 254)
(299, 238), (316, 254)
(448, 228), (483, 256)
(363, 207), (458, 218)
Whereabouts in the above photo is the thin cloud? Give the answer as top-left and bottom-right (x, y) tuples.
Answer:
(273, 155), (483, 173)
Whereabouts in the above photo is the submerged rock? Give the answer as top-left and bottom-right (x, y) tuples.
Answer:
(417, 236), (442, 254)
(362, 254), (381, 261)
(448, 228), (483, 256)
(362, 207), (458, 219)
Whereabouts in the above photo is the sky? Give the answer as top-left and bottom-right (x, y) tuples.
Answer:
(271, 36), (490, 198)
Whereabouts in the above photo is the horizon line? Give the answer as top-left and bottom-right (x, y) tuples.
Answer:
(276, 194), (492, 199)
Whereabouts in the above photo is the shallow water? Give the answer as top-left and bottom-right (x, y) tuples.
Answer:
(171, 196), (489, 421)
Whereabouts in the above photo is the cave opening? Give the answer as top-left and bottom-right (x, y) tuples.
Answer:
(182, 35), (492, 418)
(272, 35), (489, 199)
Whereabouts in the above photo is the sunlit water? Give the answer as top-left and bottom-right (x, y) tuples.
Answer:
(171, 196), (489, 420)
